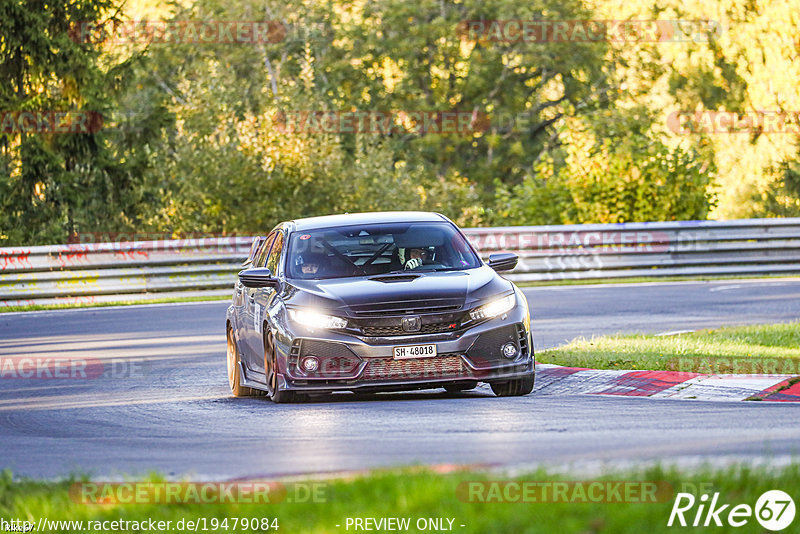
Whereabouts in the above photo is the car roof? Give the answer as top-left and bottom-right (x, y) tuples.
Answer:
(288, 211), (449, 231)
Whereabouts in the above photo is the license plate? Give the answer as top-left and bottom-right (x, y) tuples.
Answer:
(393, 344), (437, 360)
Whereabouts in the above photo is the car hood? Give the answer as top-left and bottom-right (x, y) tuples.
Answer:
(285, 266), (512, 316)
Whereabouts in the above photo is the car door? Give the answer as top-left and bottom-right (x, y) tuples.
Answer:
(240, 232), (275, 371)
(243, 231), (285, 373)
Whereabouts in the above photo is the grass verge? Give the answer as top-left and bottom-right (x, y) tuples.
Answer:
(0, 295), (229, 314)
(2, 464), (799, 533)
(538, 322), (800, 374)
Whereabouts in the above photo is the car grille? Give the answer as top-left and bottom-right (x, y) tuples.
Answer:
(294, 340), (362, 376)
(360, 354), (467, 381)
(360, 322), (460, 336)
(299, 340), (354, 359)
(348, 300), (462, 317)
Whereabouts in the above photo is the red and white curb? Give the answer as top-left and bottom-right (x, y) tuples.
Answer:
(534, 364), (800, 402)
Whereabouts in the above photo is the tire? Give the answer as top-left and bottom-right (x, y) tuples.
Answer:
(490, 371), (535, 397)
(227, 327), (264, 397)
(443, 381), (478, 392)
(264, 329), (299, 404)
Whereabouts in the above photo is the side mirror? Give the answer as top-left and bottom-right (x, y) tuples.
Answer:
(238, 268), (279, 288)
(487, 253), (518, 272)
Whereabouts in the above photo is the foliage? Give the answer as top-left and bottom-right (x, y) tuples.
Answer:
(751, 158), (800, 218)
(493, 115), (715, 224)
(0, 0), (169, 245)
(5, 0), (798, 246)
(587, 0), (800, 219)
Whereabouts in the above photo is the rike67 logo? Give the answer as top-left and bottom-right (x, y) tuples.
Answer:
(668, 490), (795, 531)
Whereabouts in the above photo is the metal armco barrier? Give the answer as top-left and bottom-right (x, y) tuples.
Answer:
(0, 238), (253, 307)
(467, 218), (800, 282)
(1, 218), (799, 306)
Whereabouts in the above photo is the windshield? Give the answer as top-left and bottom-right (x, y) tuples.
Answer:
(286, 222), (481, 280)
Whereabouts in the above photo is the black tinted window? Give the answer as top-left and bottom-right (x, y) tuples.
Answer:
(286, 222), (480, 279)
(265, 232), (284, 274)
(244, 236), (267, 266)
(254, 233), (276, 267)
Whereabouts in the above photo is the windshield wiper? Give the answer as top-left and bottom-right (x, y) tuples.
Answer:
(317, 237), (367, 275)
(385, 268), (442, 274)
(361, 242), (392, 268)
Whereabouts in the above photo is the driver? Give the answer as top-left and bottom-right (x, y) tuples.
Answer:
(296, 252), (325, 277)
(403, 248), (429, 270)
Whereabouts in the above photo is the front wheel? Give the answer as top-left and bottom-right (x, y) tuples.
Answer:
(490, 372), (535, 397)
(264, 330), (299, 404)
(227, 327), (264, 397)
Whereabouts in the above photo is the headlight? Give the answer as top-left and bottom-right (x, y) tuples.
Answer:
(289, 309), (348, 329)
(470, 294), (516, 321)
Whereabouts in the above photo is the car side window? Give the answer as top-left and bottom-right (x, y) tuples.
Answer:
(254, 233), (276, 268)
(243, 236), (266, 267)
(265, 232), (284, 274)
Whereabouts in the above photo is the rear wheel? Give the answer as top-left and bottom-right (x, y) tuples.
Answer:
(264, 329), (299, 404)
(227, 327), (263, 397)
(443, 381), (478, 393)
(490, 372), (535, 397)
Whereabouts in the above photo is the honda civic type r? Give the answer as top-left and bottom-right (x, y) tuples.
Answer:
(226, 211), (535, 403)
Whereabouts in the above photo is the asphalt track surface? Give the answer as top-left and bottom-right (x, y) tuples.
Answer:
(1, 279), (800, 479)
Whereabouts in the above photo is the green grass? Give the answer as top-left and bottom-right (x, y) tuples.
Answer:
(0, 295), (229, 313)
(516, 274), (800, 287)
(2, 464), (799, 533)
(539, 322), (800, 374)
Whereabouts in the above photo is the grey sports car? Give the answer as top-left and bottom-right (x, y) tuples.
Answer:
(226, 211), (535, 402)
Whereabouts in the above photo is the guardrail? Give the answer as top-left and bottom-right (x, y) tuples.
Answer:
(1, 218), (799, 306)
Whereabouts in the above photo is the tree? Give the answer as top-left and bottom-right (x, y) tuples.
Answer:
(0, 0), (168, 245)
(493, 114), (716, 224)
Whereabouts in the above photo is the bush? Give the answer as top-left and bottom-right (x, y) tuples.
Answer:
(493, 119), (716, 225)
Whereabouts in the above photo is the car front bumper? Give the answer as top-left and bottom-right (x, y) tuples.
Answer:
(275, 303), (534, 393)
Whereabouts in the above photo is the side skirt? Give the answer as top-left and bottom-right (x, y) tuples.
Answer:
(238, 361), (270, 393)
